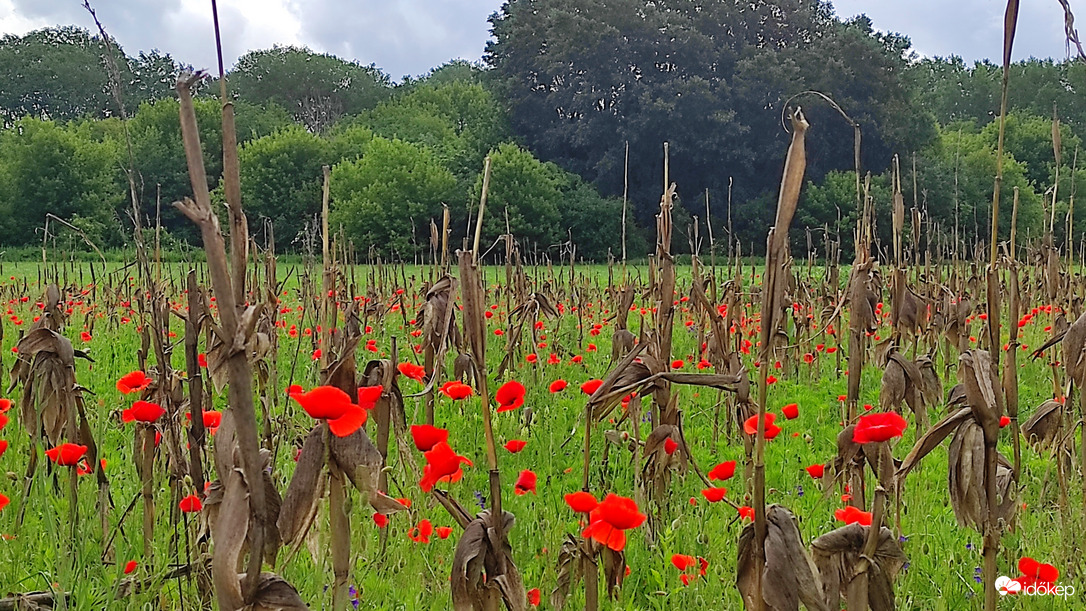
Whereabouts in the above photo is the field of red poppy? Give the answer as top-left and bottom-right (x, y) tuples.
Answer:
(0, 254), (1077, 610)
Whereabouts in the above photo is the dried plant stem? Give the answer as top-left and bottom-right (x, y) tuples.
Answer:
(751, 109), (808, 611)
(175, 72), (265, 607)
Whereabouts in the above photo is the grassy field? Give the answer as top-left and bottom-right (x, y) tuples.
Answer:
(0, 260), (1078, 610)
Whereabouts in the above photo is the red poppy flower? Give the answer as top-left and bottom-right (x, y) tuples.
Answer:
(699, 557), (709, 576)
(202, 410), (222, 430)
(581, 493), (646, 551)
(671, 359), (685, 369)
(514, 469), (537, 495)
(671, 554), (696, 571)
(580, 379), (603, 395)
(853, 412), (908, 443)
(805, 464), (825, 479)
(525, 353), (537, 363)
(737, 506), (754, 521)
(834, 505), (872, 526)
(122, 400), (165, 424)
(1018, 557), (1059, 583)
(0, 439), (7, 459)
(708, 460), (736, 481)
(286, 384), (303, 396)
(527, 587), (541, 607)
(664, 438), (679, 455)
(116, 371), (152, 394)
(0, 413), (7, 431)
(0, 493), (7, 511)
(549, 379), (568, 393)
(372, 513), (389, 528)
(45, 443), (87, 466)
(564, 491), (598, 513)
(354, 386), (383, 412)
(503, 439), (527, 453)
(80, 331), (92, 342)
(311, 348), (322, 360)
(701, 487), (727, 502)
(0, 398), (9, 412)
(290, 386), (368, 437)
(397, 362), (426, 382)
(411, 424), (449, 452)
(419, 441), (473, 492)
(743, 413), (781, 439)
(123, 560), (138, 574)
(496, 380), (526, 413)
(570, 355), (583, 364)
(197, 352), (208, 368)
(999, 415), (1011, 428)
(408, 518), (434, 543)
(179, 494), (203, 513)
(435, 526), (454, 540)
(781, 403), (799, 420)
(439, 381), (473, 400)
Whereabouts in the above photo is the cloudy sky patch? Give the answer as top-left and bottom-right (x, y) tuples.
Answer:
(0, 0), (1078, 79)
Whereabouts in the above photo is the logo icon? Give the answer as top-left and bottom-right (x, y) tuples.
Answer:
(996, 576), (1022, 596)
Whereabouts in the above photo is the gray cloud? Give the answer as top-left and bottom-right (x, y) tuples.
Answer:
(296, 0), (502, 78)
(832, 0), (1074, 63)
(1, 0), (1079, 83)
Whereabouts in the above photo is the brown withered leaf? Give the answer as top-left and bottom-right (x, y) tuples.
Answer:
(451, 511), (526, 611)
(9, 327), (84, 446)
(244, 573), (310, 610)
(1021, 399), (1063, 451)
(1062, 310), (1086, 384)
(550, 536), (583, 610)
(211, 466), (250, 611)
(328, 428), (406, 515)
(948, 421), (1016, 532)
(811, 523), (907, 611)
(897, 407), (973, 482)
(277, 426), (326, 562)
(959, 350), (1003, 438)
(601, 547), (626, 600)
(736, 505), (827, 611)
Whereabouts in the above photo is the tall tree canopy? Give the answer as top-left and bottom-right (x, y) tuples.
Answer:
(230, 46), (393, 132)
(485, 0), (935, 231)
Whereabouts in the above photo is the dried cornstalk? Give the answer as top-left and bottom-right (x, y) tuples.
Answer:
(736, 505), (826, 611)
(174, 69), (271, 608)
(749, 108), (808, 611)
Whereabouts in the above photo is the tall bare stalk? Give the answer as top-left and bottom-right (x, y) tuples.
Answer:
(750, 108), (808, 611)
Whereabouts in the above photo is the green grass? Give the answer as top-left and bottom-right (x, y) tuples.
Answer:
(0, 261), (1080, 610)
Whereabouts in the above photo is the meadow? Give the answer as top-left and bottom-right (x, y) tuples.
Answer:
(0, 256), (1077, 610)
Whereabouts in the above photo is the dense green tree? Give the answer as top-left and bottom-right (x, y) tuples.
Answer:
(330, 138), (457, 257)
(238, 126), (334, 243)
(486, 0), (932, 251)
(231, 46), (392, 132)
(471, 143), (563, 250)
(0, 27), (122, 126)
(0, 118), (124, 246)
(127, 97), (292, 241)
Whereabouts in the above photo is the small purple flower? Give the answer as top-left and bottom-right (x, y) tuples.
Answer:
(902, 561), (910, 572)
(348, 585), (358, 598)
(796, 484), (804, 498)
(474, 490), (486, 509)
(966, 542), (973, 551)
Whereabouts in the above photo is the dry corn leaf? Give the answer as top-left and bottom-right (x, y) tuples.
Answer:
(736, 505), (827, 611)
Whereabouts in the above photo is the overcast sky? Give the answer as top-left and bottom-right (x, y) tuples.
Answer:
(0, 0), (1078, 79)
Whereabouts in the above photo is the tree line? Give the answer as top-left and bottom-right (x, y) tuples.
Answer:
(1, 2), (1084, 260)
